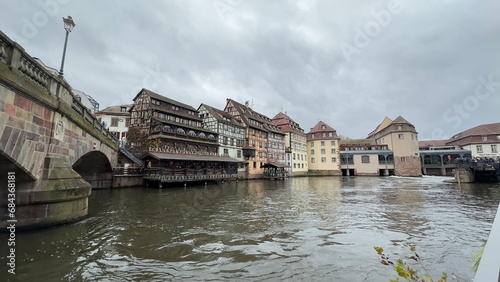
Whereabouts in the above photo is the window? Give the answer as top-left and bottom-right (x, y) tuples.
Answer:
(400, 157), (406, 162)
(322, 132), (326, 137)
(321, 125), (326, 130)
(328, 132), (333, 137)
(331, 140), (336, 146)
(293, 153), (296, 160)
(321, 149), (326, 154)
(331, 149), (336, 154)
(311, 142), (314, 147)
(111, 117), (119, 127)
(477, 145), (483, 153)
(253, 162), (256, 168)
(312, 133), (315, 138)
(311, 149), (315, 155)
(223, 149), (229, 155)
(120, 107), (127, 112)
(321, 157), (326, 163)
(397, 125), (402, 130)
(237, 150), (241, 158)
(398, 134), (404, 139)
(482, 136), (488, 141)
(361, 155), (370, 163)
(492, 145), (498, 153)
(311, 158), (315, 163)
(321, 141), (325, 146)
(331, 157), (337, 163)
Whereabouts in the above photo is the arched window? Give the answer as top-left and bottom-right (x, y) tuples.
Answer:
(163, 125), (172, 131)
(199, 132), (206, 138)
(188, 130), (196, 136)
(176, 128), (185, 134)
(208, 134), (215, 139)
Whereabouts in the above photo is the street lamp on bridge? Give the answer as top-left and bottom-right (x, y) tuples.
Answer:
(59, 16), (75, 76)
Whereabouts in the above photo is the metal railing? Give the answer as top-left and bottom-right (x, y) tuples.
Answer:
(474, 203), (500, 281)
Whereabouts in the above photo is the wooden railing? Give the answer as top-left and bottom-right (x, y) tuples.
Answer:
(144, 168), (237, 182)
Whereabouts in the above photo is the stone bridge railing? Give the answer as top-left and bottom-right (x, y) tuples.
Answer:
(0, 30), (118, 150)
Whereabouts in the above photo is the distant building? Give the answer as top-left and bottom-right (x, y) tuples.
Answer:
(446, 122), (500, 159)
(306, 121), (341, 175)
(73, 89), (99, 113)
(339, 139), (394, 176)
(34, 57), (99, 113)
(366, 116), (421, 176)
(417, 123), (500, 175)
(224, 99), (286, 179)
(272, 112), (308, 175)
(198, 103), (246, 177)
(95, 104), (132, 147)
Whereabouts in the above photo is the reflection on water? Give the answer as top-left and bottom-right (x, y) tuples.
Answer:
(1, 176), (499, 281)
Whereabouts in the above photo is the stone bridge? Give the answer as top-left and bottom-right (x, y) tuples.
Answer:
(0, 30), (118, 230)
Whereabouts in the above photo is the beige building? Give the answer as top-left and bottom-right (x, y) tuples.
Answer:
(367, 116), (421, 176)
(306, 121), (341, 175)
(340, 139), (394, 176)
(272, 112), (308, 175)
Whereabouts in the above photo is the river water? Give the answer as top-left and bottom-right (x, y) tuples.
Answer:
(2, 176), (500, 281)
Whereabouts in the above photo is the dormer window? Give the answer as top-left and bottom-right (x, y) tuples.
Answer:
(397, 125), (402, 130)
(482, 136), (487, 141)
(120, 107), (127, 112)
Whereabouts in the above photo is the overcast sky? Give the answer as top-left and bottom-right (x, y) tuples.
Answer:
(1, 0), (499, 140)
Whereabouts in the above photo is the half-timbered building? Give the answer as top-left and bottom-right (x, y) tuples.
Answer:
(198, 103), (246, 177)
(272, 112), (308, 175)
(129, 88), (239, 186)
(224, 99), (286, 179)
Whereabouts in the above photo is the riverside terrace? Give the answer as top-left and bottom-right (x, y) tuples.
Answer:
(142, 146), (239, 187)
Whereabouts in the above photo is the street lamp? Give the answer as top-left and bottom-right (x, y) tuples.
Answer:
(59, 16), (75, 76)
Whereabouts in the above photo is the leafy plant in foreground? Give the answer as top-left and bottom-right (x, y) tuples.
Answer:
(374, 245), (447, 282)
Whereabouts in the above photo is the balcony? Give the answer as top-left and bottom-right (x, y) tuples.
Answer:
(243, 147), (256, 158)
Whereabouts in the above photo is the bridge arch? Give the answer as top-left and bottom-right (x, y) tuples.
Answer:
(73, 151), (113, 188)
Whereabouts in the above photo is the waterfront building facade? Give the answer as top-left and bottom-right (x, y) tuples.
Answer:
(306, 121), (341, 175)
(129, 89), (239, 185)
(272, 112), (308, 175)
(96, 104), (132, 147)
(224, 99), (286, 179)
(198, 103), (246, 176)
(446, 122), (500, 159)
(367, 116), (421, 176)
(339, 139), (394, 176)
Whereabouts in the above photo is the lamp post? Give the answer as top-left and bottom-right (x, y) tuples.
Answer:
(59, 16), (75, 76)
